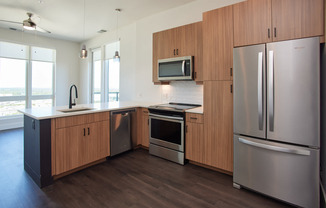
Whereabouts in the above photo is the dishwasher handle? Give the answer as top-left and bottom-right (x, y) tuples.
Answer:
(111, 108), (136, 115)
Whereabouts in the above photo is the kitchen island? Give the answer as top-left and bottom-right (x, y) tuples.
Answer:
(19, 101), (203, 188)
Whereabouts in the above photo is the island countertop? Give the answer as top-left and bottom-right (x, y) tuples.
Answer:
(19, 101), (160, 120)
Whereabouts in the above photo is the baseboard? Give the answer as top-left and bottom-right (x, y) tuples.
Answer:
(0, 117), (23, 131)
(188, 160), (233, 176)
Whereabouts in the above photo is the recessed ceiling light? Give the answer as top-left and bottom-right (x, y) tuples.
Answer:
(38, 0), (44, 3)
(98, 29), (107, 33)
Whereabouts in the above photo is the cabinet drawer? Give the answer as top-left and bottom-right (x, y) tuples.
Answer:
(186, 113), (203, 123)
(55, 112), (110, 129)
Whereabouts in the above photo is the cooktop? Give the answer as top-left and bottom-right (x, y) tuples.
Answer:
(148, 102), (201, 112)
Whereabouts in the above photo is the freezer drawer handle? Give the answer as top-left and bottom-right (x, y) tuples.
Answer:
(258, 52), (263, 130)
(238, 138), (310, 156)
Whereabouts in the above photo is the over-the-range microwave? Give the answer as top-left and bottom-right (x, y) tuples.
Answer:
(158, 56), (193, 81)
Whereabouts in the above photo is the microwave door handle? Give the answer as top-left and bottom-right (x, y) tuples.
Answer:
(181, 60), (186, 76)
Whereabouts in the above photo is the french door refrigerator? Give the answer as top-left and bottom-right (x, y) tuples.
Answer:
(233, 37), (320, 208)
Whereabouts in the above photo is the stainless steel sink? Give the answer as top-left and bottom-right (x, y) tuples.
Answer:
(58, 107), (94, 113)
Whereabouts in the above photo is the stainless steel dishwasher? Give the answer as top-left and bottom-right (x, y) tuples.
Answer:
(110, 109), (135, 156)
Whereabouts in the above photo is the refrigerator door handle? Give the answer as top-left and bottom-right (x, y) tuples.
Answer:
(258, 52), (263, 130)
(268, 50), (274, 132)
(238, 138), (310, 156)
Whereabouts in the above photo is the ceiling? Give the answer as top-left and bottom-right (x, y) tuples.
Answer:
(0, 0), (195, 42)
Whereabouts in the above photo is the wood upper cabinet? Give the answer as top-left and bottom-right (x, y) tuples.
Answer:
(271, 0), (324, 42)
(233, 0), (324, 46)
(233, 0), (272, 46)
(53, 113), (110, 175)
(152, 22), (203, 83)
(204, 81), (233, 172)
(203, 6), (233, 81)
(141, 108), (149, 148)
(185, 113), (204, 164)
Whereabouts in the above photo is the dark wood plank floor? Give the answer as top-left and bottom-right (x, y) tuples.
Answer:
(0, 128), (293, 208)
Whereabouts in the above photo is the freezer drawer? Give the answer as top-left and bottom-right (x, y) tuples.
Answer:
(233, 135), (319, 208)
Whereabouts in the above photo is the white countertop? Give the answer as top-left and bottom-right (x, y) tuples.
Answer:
(19, 101), (160, 120)
(185, 106), (203, 114)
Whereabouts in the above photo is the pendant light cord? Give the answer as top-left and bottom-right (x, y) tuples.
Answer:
(83, 0), (85, 41)
(116, 9), (119, 51)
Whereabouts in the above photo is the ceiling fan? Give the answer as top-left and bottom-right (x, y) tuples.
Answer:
(0, 12), (51, 33)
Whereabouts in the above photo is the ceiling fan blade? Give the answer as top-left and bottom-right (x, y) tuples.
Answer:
(35, 26), (51, 33)
(0, 19), (21, 25)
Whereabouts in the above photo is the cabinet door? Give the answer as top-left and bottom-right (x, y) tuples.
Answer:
(152, 30), (175, 83)
(185, 122), (204, 163)
(203, 6), (234, 81)
(86, 120), (110, 164)
(272, 0), (324, 42)
(141, 108), (149, 147)
(204, 81), (233, 172)
(233, 0), (272, 46)
(184, 22), (203, 82)
(55, 125), (84, 175)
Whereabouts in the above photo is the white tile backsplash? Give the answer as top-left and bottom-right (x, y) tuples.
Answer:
(161, 81), (203, 105)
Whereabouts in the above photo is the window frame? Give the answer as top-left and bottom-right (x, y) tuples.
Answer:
(0, 41), (56, 119)
(90, 41), (120, 104)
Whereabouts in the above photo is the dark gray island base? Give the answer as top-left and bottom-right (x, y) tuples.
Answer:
(24, 115), (53, 188)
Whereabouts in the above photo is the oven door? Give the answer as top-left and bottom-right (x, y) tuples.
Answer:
(149, 113), (184, 152)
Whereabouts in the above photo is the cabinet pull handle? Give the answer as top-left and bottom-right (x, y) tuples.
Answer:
(176, 49), (178, 55)
(174, 49), (176, 56)
(83, 128), (85, 136)
(88, 127), (90, 135)
(190, 117), (197, 120)
(268, 28), (270, 38)
(274, 28), (276, 38)
(194, 72), (197, 79)
(148, 119), (149, 125)
(185, 125), (188, 133)
(230, 84), (233, 93)
(230, 68), (233, 77)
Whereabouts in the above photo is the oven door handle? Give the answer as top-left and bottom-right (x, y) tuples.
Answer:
(149, 113), (184, 121)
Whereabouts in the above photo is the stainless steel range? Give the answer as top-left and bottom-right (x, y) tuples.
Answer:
(148, 103), (201, 165)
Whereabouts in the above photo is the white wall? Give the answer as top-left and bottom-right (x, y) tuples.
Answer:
(80, 0), (243, 104)
(0, 28), (80, 130)
(80, 23), (137, 103)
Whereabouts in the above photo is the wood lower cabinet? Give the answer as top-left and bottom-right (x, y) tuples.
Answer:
(204, 81), (233, 172)
(152, 22), (203, 83)
(141, 108), (149, 148)
(185, 113), (204, 164)
(233, 0), (324, 46)
(52, 113), (110, 175)
(203, 5), (233, 81)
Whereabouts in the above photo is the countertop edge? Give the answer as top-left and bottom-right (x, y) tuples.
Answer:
(19, 102), (159, 120)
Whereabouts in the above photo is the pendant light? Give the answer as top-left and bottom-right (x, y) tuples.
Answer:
(113, 9), (121, 61)
(80, 0), (88, 59)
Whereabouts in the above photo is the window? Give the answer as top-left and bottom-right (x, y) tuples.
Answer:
(0, 42), (55, 118)
(90, 41), (120, 103)
(91, 49), (102, 103)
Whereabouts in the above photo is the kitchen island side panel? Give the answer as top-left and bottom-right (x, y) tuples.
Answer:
(24, 115), (52, 188)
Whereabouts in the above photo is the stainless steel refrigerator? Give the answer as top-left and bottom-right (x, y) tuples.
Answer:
(233, 37), (320, 208)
